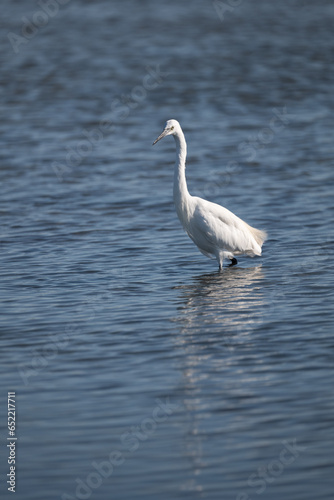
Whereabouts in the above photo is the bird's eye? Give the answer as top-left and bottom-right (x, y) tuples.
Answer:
(170, 126), (174, 130)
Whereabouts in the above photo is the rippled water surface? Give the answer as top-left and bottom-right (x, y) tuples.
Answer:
(1, 1), (334, 499)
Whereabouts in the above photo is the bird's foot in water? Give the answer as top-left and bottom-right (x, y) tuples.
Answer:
(228, 257), (238, 267)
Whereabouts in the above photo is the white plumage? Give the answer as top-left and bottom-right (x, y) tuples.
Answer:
(153, 119), (267, 270)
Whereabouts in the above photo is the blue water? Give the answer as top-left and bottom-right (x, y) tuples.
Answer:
(1, 1), (334, 499)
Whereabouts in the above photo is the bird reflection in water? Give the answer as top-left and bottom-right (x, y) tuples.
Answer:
(171, 265), (265, 494)
(174, 265), (265, 339)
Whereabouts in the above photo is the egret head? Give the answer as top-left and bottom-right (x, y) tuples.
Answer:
(153, 119), (180, 145)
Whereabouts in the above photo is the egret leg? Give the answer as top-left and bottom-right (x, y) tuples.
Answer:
(228, 257), (238, 267)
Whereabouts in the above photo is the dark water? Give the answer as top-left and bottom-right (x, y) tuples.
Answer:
(1, 1), (334, 499)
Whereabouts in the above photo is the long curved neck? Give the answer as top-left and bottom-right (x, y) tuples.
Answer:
(173, 128), (189, 206)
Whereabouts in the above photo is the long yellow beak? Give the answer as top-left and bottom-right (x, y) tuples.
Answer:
(152, 128), (169, 145)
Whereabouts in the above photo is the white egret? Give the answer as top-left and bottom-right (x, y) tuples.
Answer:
(153, 119), (267, 270)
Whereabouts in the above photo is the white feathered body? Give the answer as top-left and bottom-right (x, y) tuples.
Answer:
(174, 194), (266, 263)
